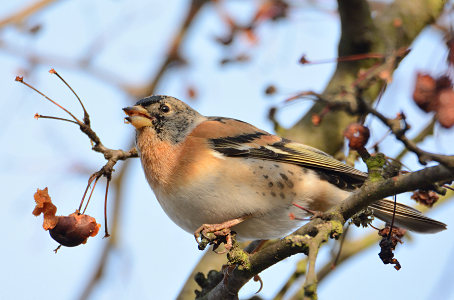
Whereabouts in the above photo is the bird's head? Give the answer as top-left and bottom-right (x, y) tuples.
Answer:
(123, 95), (204, 143)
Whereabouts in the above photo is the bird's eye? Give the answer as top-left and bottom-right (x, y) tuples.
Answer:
(160, 104), (170, 113)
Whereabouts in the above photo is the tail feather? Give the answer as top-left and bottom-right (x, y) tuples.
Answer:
(369, 199), (447, 234)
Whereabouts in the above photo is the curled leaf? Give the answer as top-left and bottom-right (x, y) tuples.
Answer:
(411, 190), (439, 207)
(33, 188), (58, 230)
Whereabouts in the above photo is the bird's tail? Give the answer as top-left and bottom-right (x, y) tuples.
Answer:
(369, 199), (447, 233)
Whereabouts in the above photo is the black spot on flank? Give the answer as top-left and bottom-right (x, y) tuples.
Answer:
(277, 182), (284, 189)
(253, 171), (256, 175)
(292, 192), (297, 196)
(259, 166), (264, 169)
(288, 170), (294, 175)
(274, 164), (280, 168)
(262, 192), (266, 196)
(280, 173), (294, 188)
(271, 192), (277, 197)
(268, 182), (273, 188)
(280, 192), (285, 199)
(263, 175), (269, 179)
(256, 191), (259, 194)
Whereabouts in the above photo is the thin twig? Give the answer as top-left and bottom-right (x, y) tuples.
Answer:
(15, 76), (83, 124)
(49, 68), (90, 124)
(34, 113), (79, 124)
(104, 179), (111, 238)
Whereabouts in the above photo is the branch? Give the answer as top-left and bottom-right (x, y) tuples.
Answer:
(359, 99), (454, 167)
(0, 0), (59, 29)
(337, 0), (376, 57)
(132, 0), (210, 97)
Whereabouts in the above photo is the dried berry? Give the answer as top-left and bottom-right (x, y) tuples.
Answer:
(265, 85), (277, 95)
(378, 226), (405, 271)
(411, 190), (440, 207)
(437, 89), (454, 128)
(413, 73), (437, 112)
(435, 75), (453, 92)
(49, 212), (100, 247)
(187, 86), (197, 100)
(33, 188), (100, 248)
(299, 54), (310, 64)
(343, 123), (370, 150)
(311, 114), (321, 126)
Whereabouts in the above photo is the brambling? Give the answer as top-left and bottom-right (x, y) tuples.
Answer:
(123, 95), (446, 249)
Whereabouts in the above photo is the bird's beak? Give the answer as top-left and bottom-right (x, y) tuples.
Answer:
(123, 105), (154, 129)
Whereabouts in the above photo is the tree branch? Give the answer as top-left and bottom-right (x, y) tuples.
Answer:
(0, 0), (59, 29)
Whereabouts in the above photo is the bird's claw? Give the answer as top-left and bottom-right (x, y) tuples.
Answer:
(194, 224), (234, 252)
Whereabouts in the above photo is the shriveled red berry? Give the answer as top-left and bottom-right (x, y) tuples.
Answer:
(437, 89), (454, 128)
(344, 123), (370, 150)
(33, 188), (100, 248)
(435, 75), (453, 92)
(413, 73), (437, 112)
(49, 212), (100, 247)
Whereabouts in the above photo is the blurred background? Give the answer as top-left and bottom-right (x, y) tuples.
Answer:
(2, 0), (454, 299)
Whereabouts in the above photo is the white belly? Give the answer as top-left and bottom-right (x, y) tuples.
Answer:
(150, 158), (349, 240)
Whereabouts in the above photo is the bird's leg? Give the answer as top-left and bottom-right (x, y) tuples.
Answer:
(292, 203), (324, 218)
(194, 216), (248, 252)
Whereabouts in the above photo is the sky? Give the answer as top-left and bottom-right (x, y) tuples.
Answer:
(1, 1), (454, 300)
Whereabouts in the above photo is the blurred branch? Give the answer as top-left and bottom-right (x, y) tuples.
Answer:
(273, 258), (306, 300)
(130, 0), (211, 98)
(359, 98), (454, 166)
(395, 118), (436, 161)
(1, 42), (131, 92)
(337, 0), (376, 58)
(79, 155), (133, 300)
(0, 0), (59, 29)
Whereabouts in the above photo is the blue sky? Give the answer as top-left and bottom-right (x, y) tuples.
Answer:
(1, 1), (454, 299)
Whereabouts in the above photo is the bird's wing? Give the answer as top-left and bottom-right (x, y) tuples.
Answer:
(190, 117), (368, 181)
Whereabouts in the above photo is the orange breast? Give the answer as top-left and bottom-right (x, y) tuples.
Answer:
(136, 128), (182, 189)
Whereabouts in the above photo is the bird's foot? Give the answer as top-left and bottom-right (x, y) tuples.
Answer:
(194, 217), (246, 252)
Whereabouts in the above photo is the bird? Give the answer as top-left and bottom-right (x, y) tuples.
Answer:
(123, 95), (446, 249)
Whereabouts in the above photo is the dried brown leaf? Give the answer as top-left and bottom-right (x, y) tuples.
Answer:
(33, 188), (58, 230)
